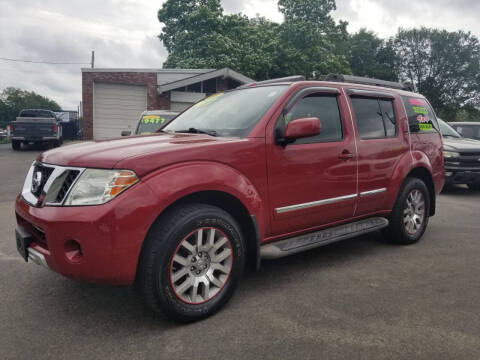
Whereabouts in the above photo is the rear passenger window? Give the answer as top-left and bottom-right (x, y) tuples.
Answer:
(279, 94), (343, 144)
(401, 96), (438, 133)
(351, 97), (397, 139)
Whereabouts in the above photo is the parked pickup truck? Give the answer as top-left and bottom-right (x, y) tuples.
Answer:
(15, 75), (444, 322)
(8, 109), (63, 150)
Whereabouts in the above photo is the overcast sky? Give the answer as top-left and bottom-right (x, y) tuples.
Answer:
(0, 0), (479, 110)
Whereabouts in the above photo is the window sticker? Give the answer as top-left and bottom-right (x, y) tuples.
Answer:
(141, 115), (166, 125)
(407, 98), (433, 131)
(195, 93), (224, 107)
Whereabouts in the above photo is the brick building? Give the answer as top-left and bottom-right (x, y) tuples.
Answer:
(81, 68), (254, 140)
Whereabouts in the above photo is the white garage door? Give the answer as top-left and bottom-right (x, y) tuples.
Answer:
(93, 82), (147, 139)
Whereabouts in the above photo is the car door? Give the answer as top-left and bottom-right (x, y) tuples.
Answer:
(266, 87), (358, 236)
(347, 90), (409, 215)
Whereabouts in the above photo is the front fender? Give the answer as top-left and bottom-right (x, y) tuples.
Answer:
(142, 161), (268, 237)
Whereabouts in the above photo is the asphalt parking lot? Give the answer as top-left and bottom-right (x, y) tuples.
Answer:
(0, 142), (479, 360)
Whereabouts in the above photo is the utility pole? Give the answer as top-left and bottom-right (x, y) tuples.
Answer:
(91, 50), (95, 69)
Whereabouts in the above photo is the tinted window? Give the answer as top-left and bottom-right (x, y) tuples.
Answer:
(351, 98), (383, 139)
(379, 100), (396, 137)
(279, 94), (343, 143)
(19, 110), (55, 118)
(401, 96), (438, 133)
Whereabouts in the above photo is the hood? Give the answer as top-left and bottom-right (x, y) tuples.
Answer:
(39, 133), (244, 175)
(442, 136), (480, 152)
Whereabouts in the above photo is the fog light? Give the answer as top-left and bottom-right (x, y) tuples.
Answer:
(445, 172), (453, 177)
(64, 240), (83, 263)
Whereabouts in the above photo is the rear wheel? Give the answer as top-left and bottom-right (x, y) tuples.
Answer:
(384, 177), (430, 245)
(137, 203), (245, 322)
(11, 140), (21, 150)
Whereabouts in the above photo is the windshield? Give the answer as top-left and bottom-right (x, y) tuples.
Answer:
(164, 85), (288, 137)
(438, 119), (461, 138)
(136, 114), (176, 134)
(451, 124), (480, 140)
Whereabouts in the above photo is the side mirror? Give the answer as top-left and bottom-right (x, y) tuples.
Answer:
(282, 117), (321, 144)
(121, 130), (132, 137)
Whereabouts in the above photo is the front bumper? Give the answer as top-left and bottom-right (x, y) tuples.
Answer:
(444, 168), (480, 185)
(15, 181), (160, 285)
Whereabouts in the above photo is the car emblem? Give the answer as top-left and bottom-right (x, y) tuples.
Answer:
(31, 171), (43, 194)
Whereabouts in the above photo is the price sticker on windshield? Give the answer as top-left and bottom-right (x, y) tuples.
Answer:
(142, 115), (167, 124)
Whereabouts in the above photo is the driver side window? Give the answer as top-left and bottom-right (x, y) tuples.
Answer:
(278, 93), (343, 144)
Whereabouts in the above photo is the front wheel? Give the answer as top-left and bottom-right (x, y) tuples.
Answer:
(384, 177), (430, 245)
(137, 203), (245, 322)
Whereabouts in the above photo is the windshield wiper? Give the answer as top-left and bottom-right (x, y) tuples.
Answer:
(443, 134), (460, 138)
(175, 128), (218, 137)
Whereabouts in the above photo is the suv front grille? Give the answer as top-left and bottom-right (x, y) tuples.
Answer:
(458, 152), (480, 168)
(55, 170), (80, 203)
(22, 162), (85, 207)
(31, 164), (54, 197)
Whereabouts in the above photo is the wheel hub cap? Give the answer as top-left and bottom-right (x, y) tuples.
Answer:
(403, 189), (425, 235)
(170, 227), (233, 304)
(190, 251), (211, 276)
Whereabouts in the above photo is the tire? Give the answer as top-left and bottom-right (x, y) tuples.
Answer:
(11, 140), (21, 151)
(383, 177), (430, 245)
(137, 203), (245, 322)
(53, 140), (61, 148)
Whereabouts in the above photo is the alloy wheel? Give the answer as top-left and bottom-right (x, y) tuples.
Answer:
(169, 227), (233, 304)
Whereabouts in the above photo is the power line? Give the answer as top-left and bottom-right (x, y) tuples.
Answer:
(0, 56), (89, 65)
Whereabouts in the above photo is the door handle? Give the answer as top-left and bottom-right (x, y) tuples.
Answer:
(339, 150), (354, 160)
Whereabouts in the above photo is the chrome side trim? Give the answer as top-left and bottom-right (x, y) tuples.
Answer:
(360, 188), (387, 197)
(28, 247), (49, 270)
(276, 194), (357, 214)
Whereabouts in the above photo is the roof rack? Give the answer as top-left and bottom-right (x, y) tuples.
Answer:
(239, 75), (306, 89)
(324, 74), (415, 92)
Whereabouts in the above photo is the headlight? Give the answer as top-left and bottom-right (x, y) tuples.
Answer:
(64, 169), (139, 206)
(443, 151), (460, 159)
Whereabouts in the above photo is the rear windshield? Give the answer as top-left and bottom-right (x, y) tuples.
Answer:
(18, 110), (54, 118)
(136, 114), (176, 134)
(401, 96), (438, 133)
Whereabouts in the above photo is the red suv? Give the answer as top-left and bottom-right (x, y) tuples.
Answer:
(15, 75), (444, 322)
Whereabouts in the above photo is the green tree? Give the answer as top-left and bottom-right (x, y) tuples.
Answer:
(276, 0), (351, 78)
(349, 29), (397, 81)
(157, 0), (351, 80)
(393, 27), (480, 119)
(158, 0), (280, 80)
(0, 87), (61, 128)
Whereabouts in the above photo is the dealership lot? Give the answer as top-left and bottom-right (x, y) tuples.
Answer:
(0, 143), (479, 360)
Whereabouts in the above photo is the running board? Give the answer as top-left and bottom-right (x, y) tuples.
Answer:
(260, 217), (389, 259)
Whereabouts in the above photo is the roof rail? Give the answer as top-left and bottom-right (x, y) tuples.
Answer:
(324, 74), (415, 92)
(239, 75), (306, 89)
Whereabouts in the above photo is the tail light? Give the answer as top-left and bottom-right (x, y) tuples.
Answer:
(52, 124), (57, 132)
(9, 124), (14, 132)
